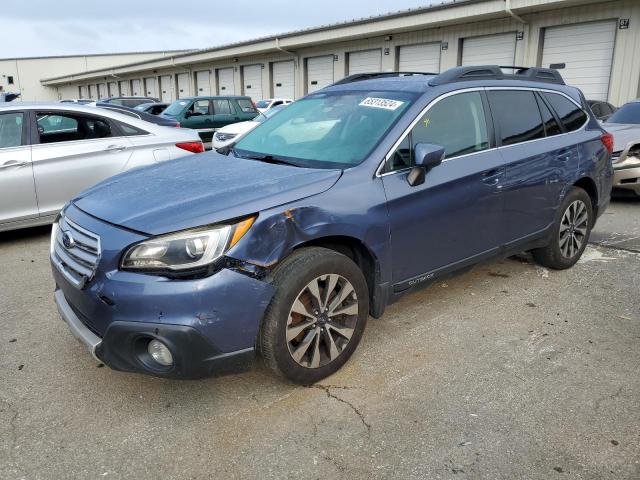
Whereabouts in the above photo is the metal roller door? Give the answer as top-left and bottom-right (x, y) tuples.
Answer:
(159, 75), (173, 102)
(541, 21), (616, 101)
(97, 83), (107, 99)
(348, 49), (382, 75)
(307, 55), (334, 93)
(118, 80), (130, 96)
(130, 79), (141, 96)
(461, 33), (516, 67)
(144, 77), (157, 98)
(243, 64), (263, 101)
(196, 70), (211, 95)
(217, 68), (235, 95)
(272, 61), (295, 99)
(107, 81), (117, 97)
(176, 73), (191, 98)
(398, 43), (441, 73)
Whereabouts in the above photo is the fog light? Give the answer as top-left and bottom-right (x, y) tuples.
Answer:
(147, 339), (173, 366)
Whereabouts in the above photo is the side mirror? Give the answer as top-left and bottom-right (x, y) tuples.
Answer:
(407, 143), (445, 187)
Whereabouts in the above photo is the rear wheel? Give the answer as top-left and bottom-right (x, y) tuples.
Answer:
(532, 187), (593, 270)
(259, 247), (369, 384)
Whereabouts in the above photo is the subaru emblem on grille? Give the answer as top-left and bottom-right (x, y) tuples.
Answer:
(62, 231), (75, 249)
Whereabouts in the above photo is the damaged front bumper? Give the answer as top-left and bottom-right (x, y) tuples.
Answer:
(52, 204), (276, 379)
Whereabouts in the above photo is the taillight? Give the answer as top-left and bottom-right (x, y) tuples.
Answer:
(176, 141), (205, 153)
(601, 132), (614, 155)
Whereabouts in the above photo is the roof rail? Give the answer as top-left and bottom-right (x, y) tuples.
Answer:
(330, 71), (438, 86)
(428, 65), (565, 86)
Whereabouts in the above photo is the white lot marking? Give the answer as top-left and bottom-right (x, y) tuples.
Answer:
(578, 246), (617, 264)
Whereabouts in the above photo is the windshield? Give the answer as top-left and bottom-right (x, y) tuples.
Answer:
(606, 103), (640, 124)
(256, 100), (271, 108)
(233, 91), (416, 168)
(163, 100), (190, 116)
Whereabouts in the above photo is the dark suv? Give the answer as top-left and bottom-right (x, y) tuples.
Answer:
(51, 66), (613, 384)
(160, 96), (258, 144)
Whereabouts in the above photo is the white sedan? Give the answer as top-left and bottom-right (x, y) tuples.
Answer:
(255, 98), (293, 113)
(0, 102), (203, 232)
(212, 105), (286, 150)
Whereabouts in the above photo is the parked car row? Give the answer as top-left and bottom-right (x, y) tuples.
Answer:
(0, 103), (203, 232)
(600, 99), (640, 196)
(45, 65), (618, 385)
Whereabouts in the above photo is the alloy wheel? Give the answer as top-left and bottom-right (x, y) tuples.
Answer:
(559, 200), (589, 259)
(286, 274), (359, 369)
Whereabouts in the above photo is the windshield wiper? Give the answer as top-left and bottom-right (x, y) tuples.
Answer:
(233, 150), (300, 167)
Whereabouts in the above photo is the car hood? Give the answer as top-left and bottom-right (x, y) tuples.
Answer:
(73, 151), (342, 235)
(602, 123), (640, 152)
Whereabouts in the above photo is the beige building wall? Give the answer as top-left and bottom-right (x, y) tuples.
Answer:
(40, 0), (640, 105)
(0, 51), (190, 101)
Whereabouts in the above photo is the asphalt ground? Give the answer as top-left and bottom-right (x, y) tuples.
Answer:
(0, 198), (638, 479)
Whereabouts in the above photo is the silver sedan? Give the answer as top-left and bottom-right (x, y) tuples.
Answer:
(0, 103), (204, 232)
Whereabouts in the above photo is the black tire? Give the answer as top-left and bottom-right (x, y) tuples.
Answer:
(532, 187), (593, 270)
(259, 247), (369, 384)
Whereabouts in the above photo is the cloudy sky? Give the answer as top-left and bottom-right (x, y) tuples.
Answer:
(0, 0), (439, 58)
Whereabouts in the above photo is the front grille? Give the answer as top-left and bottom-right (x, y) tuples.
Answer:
(215, 132), (237, 142)
(51, 216), (101, 289)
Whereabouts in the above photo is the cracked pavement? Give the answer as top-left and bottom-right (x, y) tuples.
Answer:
(0, 198), (639, 479)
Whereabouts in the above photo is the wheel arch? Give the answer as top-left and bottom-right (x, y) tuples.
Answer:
(573, 176), (599, 220)
(293, 235), (382, 317)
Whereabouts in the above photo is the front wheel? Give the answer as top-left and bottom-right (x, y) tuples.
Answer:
(259, 247), (369, 384)
(532, 187), (593, 270)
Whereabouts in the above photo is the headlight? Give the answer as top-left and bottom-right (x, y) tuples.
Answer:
(121, 216), (255, 273)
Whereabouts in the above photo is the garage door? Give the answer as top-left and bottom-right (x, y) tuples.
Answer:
(97, 83), (107, 99)
(461, 33), (516, 67)
(195, 70), (211, 96)
(307, 55), (334, 93)
(107, 81), (117, 97)
(398, 43), (441, 73)
(118, 80), (130, 96)
(243, 64), (263, 101)
(130, 79), (141, 96)
(348, 49), (382, 75)
(144, 77), (157, 98)
(176, 73), (191, 98)
(541, 21), (616, 101)
(159, 75), (173, 102)
(217, 68), (235, 95)
(272, 61), (295, 99)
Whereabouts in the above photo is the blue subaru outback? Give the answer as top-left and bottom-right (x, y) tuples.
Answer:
(51, 66), (613, 384)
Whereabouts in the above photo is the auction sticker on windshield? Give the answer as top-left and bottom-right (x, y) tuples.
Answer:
(359, 97), (405, 111)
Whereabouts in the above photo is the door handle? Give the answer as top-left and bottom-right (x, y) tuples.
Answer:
(104, 145), (127, 152)
(482, 168), (503, 186)
(0, 160), (27, 170)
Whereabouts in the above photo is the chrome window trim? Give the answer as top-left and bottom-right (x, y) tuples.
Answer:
(376, 86), (589, 178)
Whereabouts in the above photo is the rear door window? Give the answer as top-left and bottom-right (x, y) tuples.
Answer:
(36, 112), (114, 144)
(213, 99), (233, 115)
(536, 94), (562, 137)
(488, 91), (545, 146)
(543, 92), (587, 132)
(0, 112), (24, 148)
